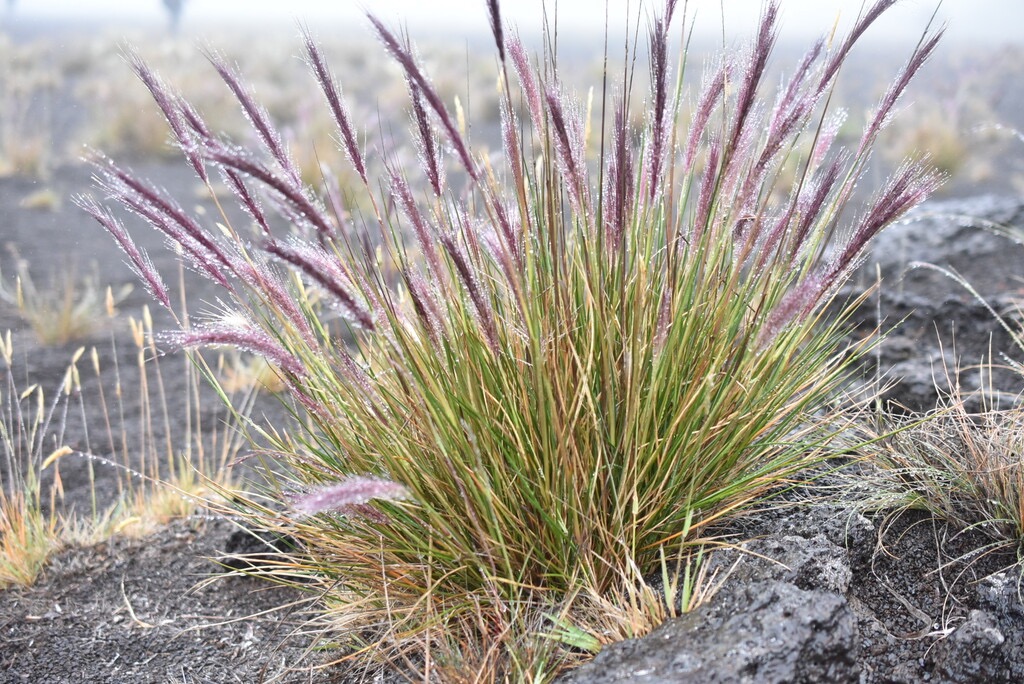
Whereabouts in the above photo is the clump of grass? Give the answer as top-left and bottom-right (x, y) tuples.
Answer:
(18, 188), (61, 211)
(0, 332), (74, 587)
(0, 257), (131, 346)
(885, 107), (967, 180)
(0, 300), (253, 586)
(867, 390), (1024, 549)
(0, 37), (57, 179)
(81, 0), (943, 677)
(0, 488), (61, 587)
(216, 352), (287, 394)
(862, 246), (1024, 569)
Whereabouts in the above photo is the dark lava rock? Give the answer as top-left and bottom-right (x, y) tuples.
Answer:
(867, 196), (1024, 275)
(930, 610), (1010, 683)
(562, 534), (859, 683)
(941, 569), (1024, 683)
(724, 503), (876, 571)
(849, 195), (1024, 413)
(712, 534), (853, 595)
(560, 501), (1024, 683)
(975, 569), (1024, 621)
(558, 581), (858, 684)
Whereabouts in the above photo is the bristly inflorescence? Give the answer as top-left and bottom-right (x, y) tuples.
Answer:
(291, 475), (409, 517)
(74, 195), (171, 310)
(303, 31), (368, 186)
(164, 316), (306, 378)
(368, 15), (478, 181)
(203, 48), (303, 189)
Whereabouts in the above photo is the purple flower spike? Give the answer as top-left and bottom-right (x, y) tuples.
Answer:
(205, 49), (302, 189)
(204, 140), (336, 239)
(507, 36), (543, 134)
(264, 239), (375, 330)
(646, 17), (670, 200)
(486, 0), (505, 63)
(604, 100), (634, 250)
(388, 167), (444, 279)
(682, 62), (726, 174)
(368, 14), (478, 181)
(727, 2), (778, 161)
(303, 30), (369, 186)
(291, 476), (409, 516)
(75, 195), (172, 311)
(692, 138), (722, 243)
(94, 157), (236, 288)
(818, 0), (897, 91)
(408, 80), (445, 198)
(166, 317), (306, 378)
(857, 29), (944, 156)
(127, 51), (207, 183)
(831, 161), (943, 279)
(545, 85), (590, 220)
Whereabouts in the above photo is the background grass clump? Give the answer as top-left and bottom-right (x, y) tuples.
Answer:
(0, 307), (251, 588)
(862, 260), (1024, 570)
(0, 256), (131, 346)
(79, 0), (943, 677)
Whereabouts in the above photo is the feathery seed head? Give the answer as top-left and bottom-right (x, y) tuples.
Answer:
(291, 476), (409, 517)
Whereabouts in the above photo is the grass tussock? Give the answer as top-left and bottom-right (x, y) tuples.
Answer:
(0, 331), (70, 588)
(216, 352), (287, 394)
(0, 256), (131, 346)
(81, 0), (944, 677)
(0, 37), (56, 179)
(0, 488), (61, 587)
(864, 256), (1024, 569)
(870, 393), (1024, 550)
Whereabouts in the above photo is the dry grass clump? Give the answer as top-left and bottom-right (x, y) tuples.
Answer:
(867, 389), (1024, 553)
(0, 489), (61, 587)
(216, 352), (287, 394)
(0, 304), (252, 587)
(863, 239), (1024, 572)
(0, 333), (75, 588)
(0, 37), (58, 178)
(0, 257), (131, 346)
(885, 107), (967, 179)
(0, 330), (62, 586)
(80, 0), (943, 677)
(18, 188), (61, 211)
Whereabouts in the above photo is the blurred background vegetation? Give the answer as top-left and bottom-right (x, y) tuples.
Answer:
(0, 0), (1021, 194)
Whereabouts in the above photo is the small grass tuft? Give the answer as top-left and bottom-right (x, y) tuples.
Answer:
(0, 333), (72, 588)
(216, 351), (287, 394)
(858, 381), (1024, 581)
(0, 490), (60, 588)
(0, 301), (253, 587)
(0, 257), (131, 346)
(864, 247), (1024, 573)
(17, 188), (61, 212)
